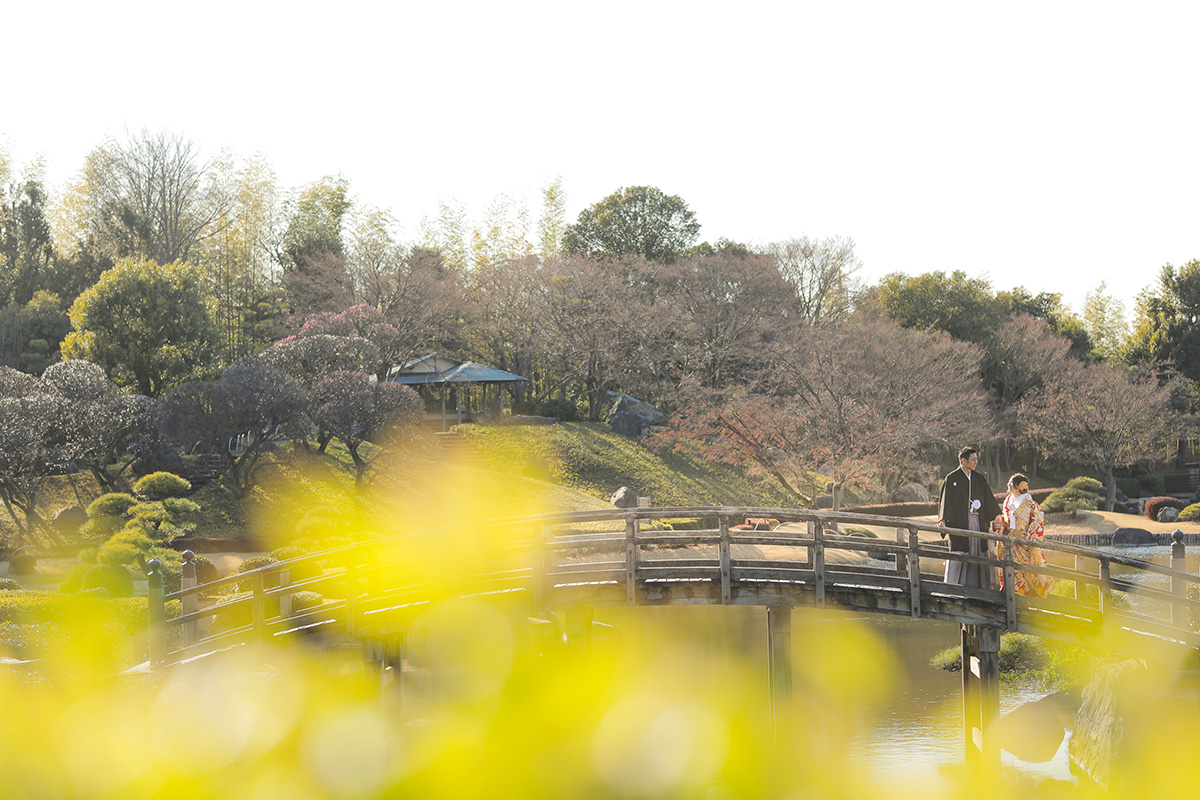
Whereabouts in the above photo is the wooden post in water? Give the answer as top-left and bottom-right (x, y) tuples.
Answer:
(625, 514), (639, 606)
(565, 608), (594, 656)
(767, 605), (793, 755)
(961, 624), (1001, 776)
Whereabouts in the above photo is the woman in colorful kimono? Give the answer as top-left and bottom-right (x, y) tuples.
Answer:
(999, 473), (1054, 597)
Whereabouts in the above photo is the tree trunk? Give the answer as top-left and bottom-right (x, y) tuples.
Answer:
(1103, 464), (1117, 512)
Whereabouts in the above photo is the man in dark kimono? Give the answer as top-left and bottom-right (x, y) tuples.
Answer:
(937, 446), (1003, 588)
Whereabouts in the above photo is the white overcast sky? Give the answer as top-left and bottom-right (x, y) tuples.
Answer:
(4, 1), (1199, 313)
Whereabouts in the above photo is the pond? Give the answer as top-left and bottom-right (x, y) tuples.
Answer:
(592, 604), (1081, 792)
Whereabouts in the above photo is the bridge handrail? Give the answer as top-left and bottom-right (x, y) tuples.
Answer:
(147, 506), (1200, 666)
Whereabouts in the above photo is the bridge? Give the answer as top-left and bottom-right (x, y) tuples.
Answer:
(145, 506), (1200, 774)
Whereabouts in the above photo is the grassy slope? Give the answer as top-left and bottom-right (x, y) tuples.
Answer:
(459, 422), (796, 508)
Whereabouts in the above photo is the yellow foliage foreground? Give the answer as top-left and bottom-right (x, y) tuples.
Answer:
(2, 455), (1197, 799)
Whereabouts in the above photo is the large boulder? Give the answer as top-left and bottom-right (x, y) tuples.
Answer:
(892, 482), (931, 503)
(1111, 527), (1155, 546)
(610, 486), (638, 509)
(605, 391), (667, 438)
(1157, 507), (1180, 523)
(51, 505), (88, 535)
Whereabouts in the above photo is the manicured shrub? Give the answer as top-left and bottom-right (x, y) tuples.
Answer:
(1179, 503), (1200, 522)
(80, 515), (124, 541)
(1042, 478), (1102, 515)
(133, 471), (191, 500)
(0, 579), (21, 591)
(8, 553), (36, 576)
(87, 493), (138, 518)
(236, 555), (279, 591)
(537, 398), (579, 422)
(1145, 496), (1187, 521)
(291, 591), (324, 613)
(81, 564), (134, 597)
(270, 545), (323, 584)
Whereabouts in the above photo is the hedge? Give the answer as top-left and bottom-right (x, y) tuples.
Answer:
(1145, 496), (1187, 521)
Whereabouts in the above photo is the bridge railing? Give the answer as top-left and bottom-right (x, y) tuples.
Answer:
(144, 507), (1200, 666)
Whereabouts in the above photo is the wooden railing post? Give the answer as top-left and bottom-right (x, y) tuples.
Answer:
(1074, 554), (1086, 600)
(279, 567), (292, 618)
(533, 526), (550, 617)
(813, 522), (826, 608)
(252, 571), (266, 641)
(908, 527), (921, 618)
(181, 550), (197, 646)
(346, 560), (358, 640)
(147, 558), (166, 666)
(1098, 559), (1112, 617)
(961, 624), (1001, 777)
(625, 514), (638, 606)
(1171, 530), (1186, 627)
(719, 516), (732, 605)
(1001, 535), (1016, 630)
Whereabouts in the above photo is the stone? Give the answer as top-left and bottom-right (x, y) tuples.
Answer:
(1157, 506), (1180, 523)
(995, 692), (1074, 763)
(610, 486), (637, 509)
(51, 505), (88, 534)
(815, 495), (833, 509)
(604, 391), (667, 438)
(892, 482), (931, 503)
(1111, 527), (1155, 546)
(1069, 659), (1143, 788)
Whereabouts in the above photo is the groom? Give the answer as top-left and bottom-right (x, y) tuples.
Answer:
(937, 446), (1003, 587)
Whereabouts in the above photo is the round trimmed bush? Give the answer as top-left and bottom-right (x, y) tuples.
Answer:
(537, 398), (579, 422)
(133, 471), (191, 500)
(81, 564), (133, 597)
(236, 555), (279, 591)
(1179, 503), (1200, 522)
(87, 493), (137, 518)
(0, 578), (21, 591)
(1145, 496), (1186, 521)
(291, 591), (324, 613)
(8, 553), (36, 575)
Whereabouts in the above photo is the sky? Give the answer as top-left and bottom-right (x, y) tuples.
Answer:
(4, 1), (1200, 314)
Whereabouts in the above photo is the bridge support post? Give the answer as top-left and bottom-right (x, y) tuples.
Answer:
(767, 606), (793, 756)
(961, 623), (1001, 777)
(565, 608), (594, 656)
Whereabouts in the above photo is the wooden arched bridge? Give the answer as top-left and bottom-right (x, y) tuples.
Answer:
(146, 506), (1200, 773)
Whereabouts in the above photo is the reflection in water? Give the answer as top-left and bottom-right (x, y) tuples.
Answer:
(595, 604), (1081, 790)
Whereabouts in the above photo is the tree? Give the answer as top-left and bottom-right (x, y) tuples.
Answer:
(1021, 362), (1180, 510)
(259, 333), (380, 385)
(661, 249), (795, 389)
(1082, 281), (1129, 361)
(541, 257), (659, 420)
(158, 359), (310, 497)
(1124, 260), (1200, 388)
(289, 305), (405, 380)
(668, 315), (993, 509)
(979, 314), (1074, 473)
(537, 176), (567, 258)
(88, 130), (232, 265)
(0, 177), (56, 307)
(874, 270), (1004, 345)
(464, 255), (547, 410)
(766, 236), (862, 326)
(0, 368), (72, 542)
(311, 371), (422, 478)
(562, 186), (700, 263)
(41, 359), (153, 489)
(61, 258), (217, 397)
(281, 177), (353, 316)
